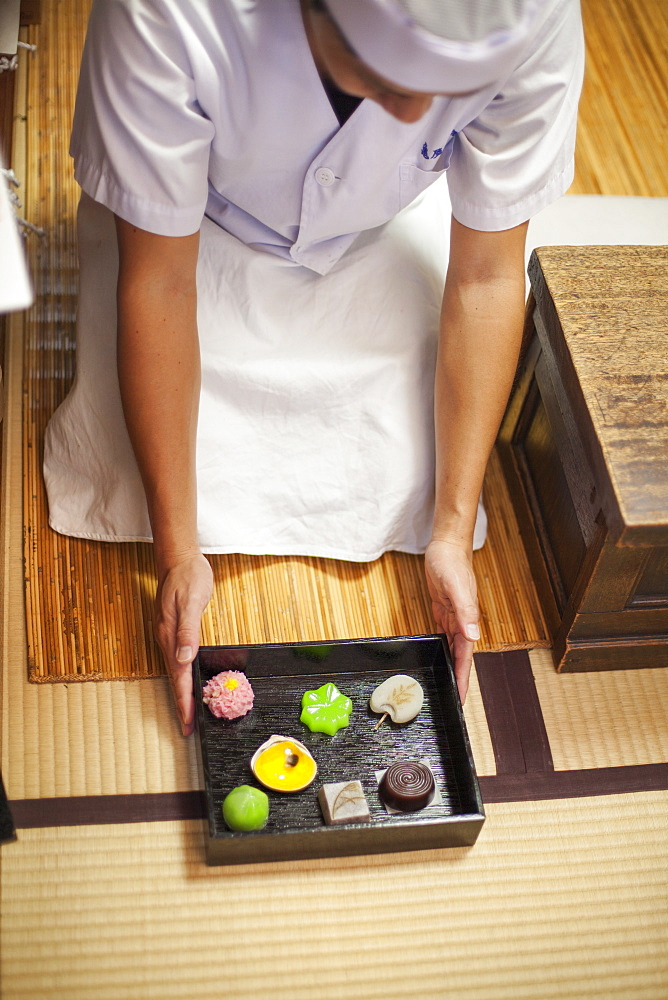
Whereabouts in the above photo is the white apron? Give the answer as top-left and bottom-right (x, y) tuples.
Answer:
(43, 181), (487, 559)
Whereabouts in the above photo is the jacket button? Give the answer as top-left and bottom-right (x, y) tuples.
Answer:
(314, 167), (336, 187)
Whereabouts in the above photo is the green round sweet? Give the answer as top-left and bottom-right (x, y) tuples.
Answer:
(222, 785), (270, 832)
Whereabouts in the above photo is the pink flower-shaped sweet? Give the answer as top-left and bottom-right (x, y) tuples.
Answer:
(202, 670), (255, 720)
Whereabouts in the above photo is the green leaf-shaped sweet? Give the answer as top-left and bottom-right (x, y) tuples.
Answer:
(300, 682), (353, 735)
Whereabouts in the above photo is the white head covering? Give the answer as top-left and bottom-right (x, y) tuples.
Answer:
(324, 0), (542, 93)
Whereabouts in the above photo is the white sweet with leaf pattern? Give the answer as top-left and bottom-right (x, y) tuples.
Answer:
(369, 674), (424, 725)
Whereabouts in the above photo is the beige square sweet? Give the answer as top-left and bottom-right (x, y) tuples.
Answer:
(318, 780), (371, 825)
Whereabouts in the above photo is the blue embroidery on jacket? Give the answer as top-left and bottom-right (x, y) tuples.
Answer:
(421, 131), (458, 161)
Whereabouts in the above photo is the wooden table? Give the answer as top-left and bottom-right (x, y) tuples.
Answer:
(499, 246), (668, 670)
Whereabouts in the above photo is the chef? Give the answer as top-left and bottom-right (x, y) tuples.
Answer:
(44, 0), (584, 734)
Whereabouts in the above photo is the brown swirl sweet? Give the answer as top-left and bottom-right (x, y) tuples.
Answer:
(379, 759), (435, 812)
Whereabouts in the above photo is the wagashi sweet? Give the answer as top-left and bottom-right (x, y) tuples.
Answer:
(202, 670), (254, 720)
(222, 785), (269, 832)
(300, 682), (353, 735)
(369, 674), (423, 728)
(318, 780), (370, 825)
(378, 759), (435, 812)
(250, 735), (317, 792)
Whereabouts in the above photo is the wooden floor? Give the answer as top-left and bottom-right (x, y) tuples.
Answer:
(571, 0), (668, 197)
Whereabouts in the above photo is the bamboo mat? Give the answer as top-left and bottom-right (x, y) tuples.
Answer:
(16, 0), (549, 684)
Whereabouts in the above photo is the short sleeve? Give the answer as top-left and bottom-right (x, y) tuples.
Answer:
(70, 0), (214, 236)
(447, 0), (585, 232)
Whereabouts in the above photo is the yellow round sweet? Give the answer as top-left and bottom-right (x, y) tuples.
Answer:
(252, 739), (317, 792)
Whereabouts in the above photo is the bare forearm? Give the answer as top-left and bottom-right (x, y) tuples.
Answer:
(433, 274), (525, 541)
(425, 220), (527, 697)
(432, 219), (528, 547)
(115, 221), (201, 575)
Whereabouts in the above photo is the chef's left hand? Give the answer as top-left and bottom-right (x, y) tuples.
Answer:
(424, 538), (480, 703)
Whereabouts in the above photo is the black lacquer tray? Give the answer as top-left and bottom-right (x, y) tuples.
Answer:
(194, 635), (485, 865)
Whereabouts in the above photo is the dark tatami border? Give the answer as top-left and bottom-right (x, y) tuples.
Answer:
(10, 791), (207, 830)
(7, 651), (668, 830)
(9, 765), (668, 830)
(479, 764), (668, 802)
(474, 650), (554, 775)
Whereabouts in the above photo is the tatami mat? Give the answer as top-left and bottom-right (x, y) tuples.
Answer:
(531, 649), (668, 771)
(4, 795), (667, 1000)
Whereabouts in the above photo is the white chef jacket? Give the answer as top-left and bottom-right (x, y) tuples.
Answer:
(44, 0), (584, 559)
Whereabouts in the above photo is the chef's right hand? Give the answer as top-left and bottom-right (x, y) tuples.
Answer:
(154, 552), (214, 737)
